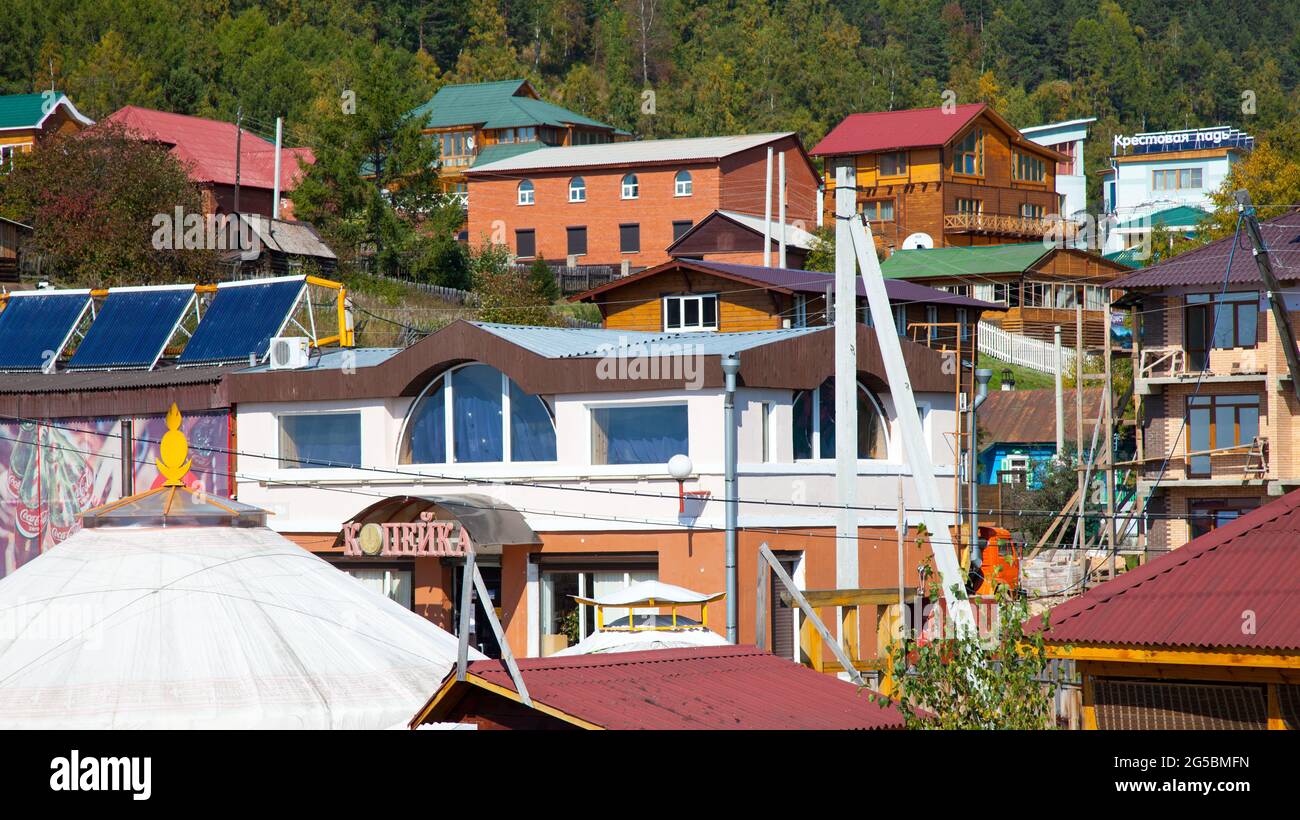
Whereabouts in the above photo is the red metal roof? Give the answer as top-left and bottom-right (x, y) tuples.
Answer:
(101, 106), (314, 191)
(456, 645), (905, 729)
(980, 387), (1104, 444)
(1035, 488), (1300, 651)
(810, 104), (986, 157)
(1113, 210), (1300, 288)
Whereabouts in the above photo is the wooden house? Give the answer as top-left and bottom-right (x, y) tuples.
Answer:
(878, 243), (1130, 348)
(666, 209), (816, 269)
(0, 217), (32, 283)
(0, 92), (92, 169)
(811, 104), (1072, 254)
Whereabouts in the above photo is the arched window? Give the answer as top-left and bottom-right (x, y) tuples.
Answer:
(792, 378), (888, 460)
(621, 173), (639, 200)
(568, 176), (586, 203)
(674, 170), (692, 196)
(400, 364), (557, 464)
(517, 179), (535, 205)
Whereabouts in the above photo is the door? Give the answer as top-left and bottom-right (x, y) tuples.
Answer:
(770, 554), (800, 660)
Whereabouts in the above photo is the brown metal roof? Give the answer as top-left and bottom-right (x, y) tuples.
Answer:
(979, 387), (1104, 445)
(415, 645), (906, 730)
(0, 365), (233, 419)
(1035, 488), (1300, 651)
(1113, 209), (1300, 289)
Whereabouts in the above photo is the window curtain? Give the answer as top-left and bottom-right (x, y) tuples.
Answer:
(510, 381), (557, 461)
(280, 414), (360, 468)
(403, 382), (446, 463)
(593, 406), (687, 465)
(453, 365), (504, 462)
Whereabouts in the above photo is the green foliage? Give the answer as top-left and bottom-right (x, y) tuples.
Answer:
(528, 256), (561, 303)
(999, 444), (1083, 547)
(803, 225), (836, 274)
(471, 242), (564, 326)
(870, 574), (1054, 729)
(0, 122), (211, 286)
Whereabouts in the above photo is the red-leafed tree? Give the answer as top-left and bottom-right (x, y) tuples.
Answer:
(0, 122), (212, 287)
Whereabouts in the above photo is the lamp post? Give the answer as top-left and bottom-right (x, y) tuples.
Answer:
(1000, 367), (1014, 391)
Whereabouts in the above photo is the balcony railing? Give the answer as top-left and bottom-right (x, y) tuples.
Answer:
(1138, 345), (1267, 380)
(944, 212), (1078, 240)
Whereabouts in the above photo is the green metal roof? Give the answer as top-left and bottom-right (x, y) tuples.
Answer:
(471, 141), (544, 168)
(1116, 205), (1210, 230)
(0, 92), (82, 130)
(409, 80), (614, 132)
(1103, 248), (1148, 269)
(879, 243), (1051, 280)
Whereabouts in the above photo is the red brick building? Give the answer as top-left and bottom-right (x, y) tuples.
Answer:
(464, 132), (818, 270)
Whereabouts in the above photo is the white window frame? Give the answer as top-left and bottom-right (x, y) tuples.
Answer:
(674, 170), (693, 197)
(568, 176), (586, 203)
(663, 293), (719, 332)
(796, 380), (893, 462)
(518, 180), (535, 206)
(587, 399), (690, 466)
(621, 173), (639, 200)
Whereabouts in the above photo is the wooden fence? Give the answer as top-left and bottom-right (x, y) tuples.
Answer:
(977, 321), (1076, 374)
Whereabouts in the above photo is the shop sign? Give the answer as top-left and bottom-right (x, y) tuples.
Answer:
(341, 511), (472, 557)
(1113, 127), (1253, 155)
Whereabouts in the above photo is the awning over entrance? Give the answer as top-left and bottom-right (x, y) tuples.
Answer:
(336, 494), (541, 555)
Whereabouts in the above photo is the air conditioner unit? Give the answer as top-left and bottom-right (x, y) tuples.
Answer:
(268, 337), (311, 370)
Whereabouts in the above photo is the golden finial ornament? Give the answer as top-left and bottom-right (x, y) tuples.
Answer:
(156, 403), (192, 486)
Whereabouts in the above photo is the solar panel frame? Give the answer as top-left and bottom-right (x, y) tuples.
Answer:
(177, 276), (308, 366)
(0, 290), (93, 372)
(66, 285), (197, 371)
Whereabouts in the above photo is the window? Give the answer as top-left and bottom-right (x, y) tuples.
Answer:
(438, 130), (474, 167)
(674, 170), (692, 196)
(860, 199), (895, 221)
(664, 293), (718, 331)
(1051, 141), (1077, 175)
(619, 223), (640, 254)
(517, 179), (535, 205)
(540, 563), (658, 654)
(792, 378), (889, 460)
(1186, 292), (1258, 369)
(793, 294), (809, 328)
(573, 130), (612, 146)
(957, 307), (970, 342)
(952, 128), (984, 176)
(878, 151), (907, 176)
(893, 304), (907, 336)
(621, 173), (639, 199)
(1020, 203), (1045, 219)
(568, 176), (586, 203)
(344, 567), (413, 610)
(1014, 152), (1046, 182)
(1187, 394), (1260, 476)
(761, 402), (773, 462)
(515, 229), (536, 259)
(1189, 498), (1259, 540)
(672, 220), (693, 241)
(0, 143), (30, 172)
(956, 198), (983, 215)
(1153, 167), (1203, 191)
(591, 404), (688, 465)
(399, 364), (557, 464)
(279, 413), (361, 468)
(567, 226), (587, 257)
(1001, 453), (1031, 485)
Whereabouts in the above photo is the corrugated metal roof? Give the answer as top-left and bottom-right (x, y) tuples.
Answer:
(102, 106), (313, 191)
(471, 322), (824, 359)
(1113, 210), (1300, 288)
(468, 132), (793, 174)
(241, 216), (336, 259)
(237, 346), (400, 373)
(461, 645), (905, 729)
(880, 243), (1052, 280)
(1037, 488), (1300, 651)
(409, 79), (613, 131)
(1116, 205), (1209, 230)
(0, 92), (91, 130)
(470, 141), (544, 168)
(0, 365), (234, 395)
(810, 104), (986, 156)
(979, 387), (1103, 445)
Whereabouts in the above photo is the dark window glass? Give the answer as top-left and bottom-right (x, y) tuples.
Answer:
(453, 364), (504, 462)
(510, 381), (556, 461)
(567, 226), (587, 256)
(702, 295), (718, 328)
(515, 229), (536, 258)
(620, 223), (640, 253)
(672, 220), (692, 241)
(665, 298), (680, 329)
(279, 413), (361, 468)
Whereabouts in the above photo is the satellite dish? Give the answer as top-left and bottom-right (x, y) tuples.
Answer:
(902, 232), (934, 250)
(466, 135), (476, 150)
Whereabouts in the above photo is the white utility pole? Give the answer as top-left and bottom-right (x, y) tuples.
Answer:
(763, 147), (773, 267)
(272, 116), (283, 220)
(847, 216), (976, 635)
(778, 151), (787, 268)
(834, 165), (858, 593)
(1054, 325), (1064, 454)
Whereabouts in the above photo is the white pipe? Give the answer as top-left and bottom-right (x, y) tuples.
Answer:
(272, 117), (283, 221)
(763, 147), (773, 267)
(778, 151), (787, 268)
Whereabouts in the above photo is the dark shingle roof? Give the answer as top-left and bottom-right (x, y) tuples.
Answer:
(1113, 209), (1300, 288)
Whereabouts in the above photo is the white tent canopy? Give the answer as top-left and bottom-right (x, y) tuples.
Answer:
(574, 580), (724, 608)
(0, 525), (482, 729)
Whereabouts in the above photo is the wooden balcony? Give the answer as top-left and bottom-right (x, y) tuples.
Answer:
(988, 307), (1108, 348)
(1136, 345), (1268, 389)
(944, 212), (1078, 241)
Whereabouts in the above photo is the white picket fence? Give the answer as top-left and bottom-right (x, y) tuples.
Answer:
(977, 321), (1075, 374)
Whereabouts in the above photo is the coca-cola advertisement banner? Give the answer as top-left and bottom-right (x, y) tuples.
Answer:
(0, 412), (231, 579)
(131, 411), (230, 497)
(0, 418), (122, 578)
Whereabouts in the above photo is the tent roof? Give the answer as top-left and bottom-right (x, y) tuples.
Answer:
(574, 580), (723, 607)
(0, 525), (479, 728)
